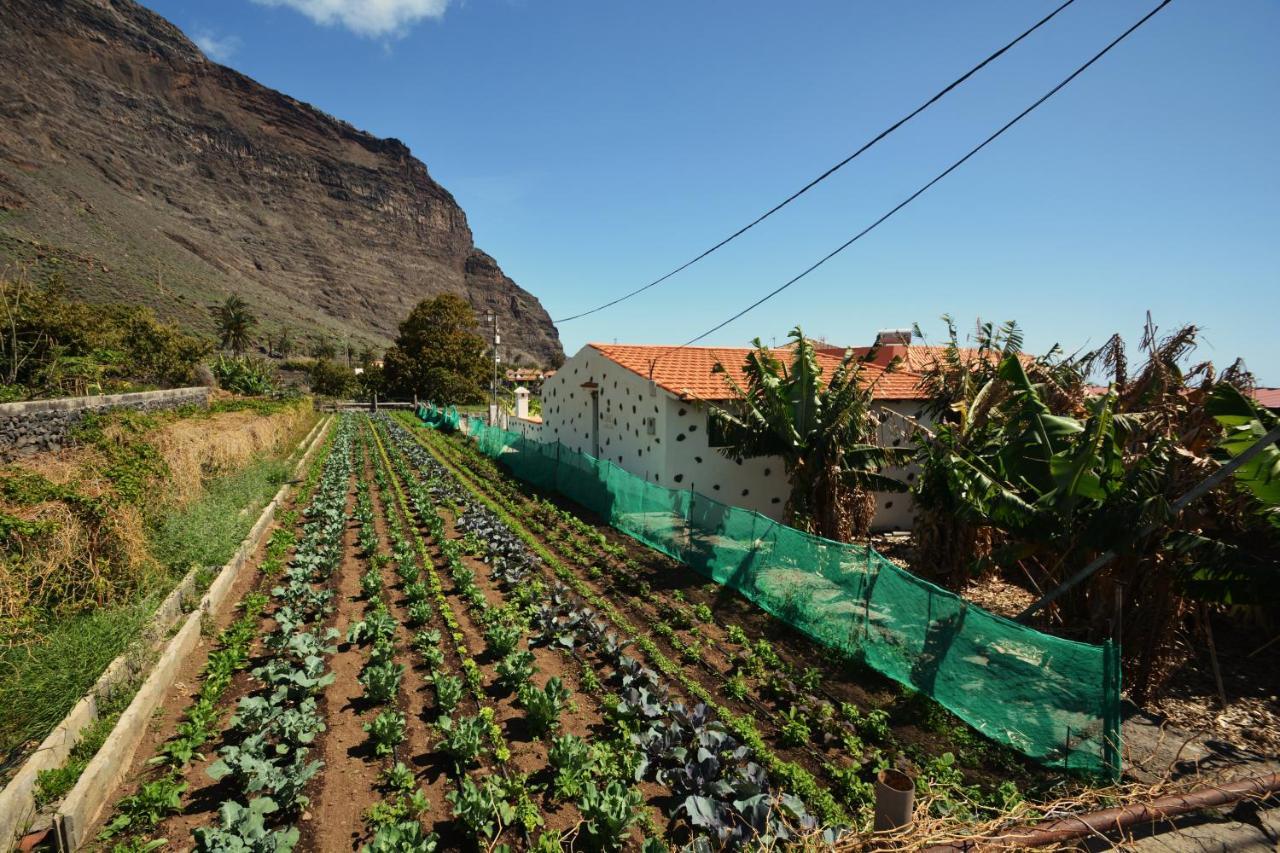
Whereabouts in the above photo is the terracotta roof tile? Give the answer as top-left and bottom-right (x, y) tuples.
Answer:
(1254, 388), (1280, 410)
(587, 343), (929, 401)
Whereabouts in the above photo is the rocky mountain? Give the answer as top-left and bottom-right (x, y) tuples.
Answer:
(0, 0), (563, 366)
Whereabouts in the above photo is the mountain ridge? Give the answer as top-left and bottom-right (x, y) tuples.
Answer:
(0, 0), (564, 366)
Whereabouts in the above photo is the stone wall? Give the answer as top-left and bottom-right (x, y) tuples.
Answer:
(0, 387), (211, 461)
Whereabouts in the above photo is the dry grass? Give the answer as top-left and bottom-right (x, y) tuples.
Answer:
(151, 405), (311, 505)
(0, 400), (314, 645)
(827, 763), (1278, 851)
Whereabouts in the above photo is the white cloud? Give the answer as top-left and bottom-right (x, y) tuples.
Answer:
(194, 30), (241, 62)
(252, 0), (452, 38)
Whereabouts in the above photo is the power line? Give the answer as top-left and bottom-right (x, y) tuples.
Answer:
(662, 0), (1173, 358)
(553, 0), (1079, 325)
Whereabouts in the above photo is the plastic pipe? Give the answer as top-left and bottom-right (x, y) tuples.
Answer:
(926, 772), (1280, 851)
(874, 769), (916, 832)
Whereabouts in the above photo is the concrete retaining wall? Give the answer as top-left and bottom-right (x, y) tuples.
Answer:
(0, 387), (211, 461)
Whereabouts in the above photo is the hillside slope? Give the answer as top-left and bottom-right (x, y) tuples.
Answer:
(0, 0), (563, 365)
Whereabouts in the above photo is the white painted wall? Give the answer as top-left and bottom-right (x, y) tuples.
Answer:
(541, 346), (667, 483)
(538, 345), (928, 532)
(659, 397), (790, 520)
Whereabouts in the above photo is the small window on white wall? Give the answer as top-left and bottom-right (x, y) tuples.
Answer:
(645, 417), (657, 436)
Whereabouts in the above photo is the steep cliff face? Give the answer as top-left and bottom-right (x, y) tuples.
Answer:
(0, 0), (563, 366)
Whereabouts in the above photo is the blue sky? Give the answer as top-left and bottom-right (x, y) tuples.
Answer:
(148, 0), (1278, 381)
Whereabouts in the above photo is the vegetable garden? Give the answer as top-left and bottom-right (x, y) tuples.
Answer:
(90, 412), (1101, 851)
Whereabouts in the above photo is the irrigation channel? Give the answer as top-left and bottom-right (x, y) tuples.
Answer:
(88, 413), (1087, 851)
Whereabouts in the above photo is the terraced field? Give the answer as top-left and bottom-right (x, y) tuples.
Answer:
(92, 413), (1075, 851)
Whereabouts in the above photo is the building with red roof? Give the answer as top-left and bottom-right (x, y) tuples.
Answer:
(508, 330), (943, 531)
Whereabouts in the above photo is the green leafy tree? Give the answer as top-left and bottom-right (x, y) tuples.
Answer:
(914, 318), (1278, 700)
(382, 295), (488, 404)
(210, 295), (257, 355)
(709, 327), (906, 541)
(309, 358), (356, 397)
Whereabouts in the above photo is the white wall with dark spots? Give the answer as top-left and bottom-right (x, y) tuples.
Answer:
(661, 397), (790, 520)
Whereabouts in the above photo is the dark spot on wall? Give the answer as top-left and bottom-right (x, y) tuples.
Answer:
(618, 455), (623, 462)
(637, 448), (643, 457)
(771, 497), (781, 504)
(907, 472), (915, 481)
(741, 489), (749, 497)
(688, 424), (697, 432)
(654, 406), (659, 413)
(678, 408), (686, 416)
(632, 405), (637, 414)
(674, 474), (684, 483)
(694, 456), (702, 463)
(764, 467), (771, 476)
(676, 434), (685, 441)
(884, 501), (894, 509)
(892, 438), (901, 447)
(713, 484), (721, 491)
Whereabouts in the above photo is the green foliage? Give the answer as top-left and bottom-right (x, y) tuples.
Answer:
(1, 271), (210, 397)
(364, 709), (406, 756)
(405, 600), (432, 628)
(193, 796), (299, 853)
(211, 354), (278, 396)
(210, 295), (257, 356)
(547, 733), (592, 800)
(362, 820), (438, 853)
(518, 676), (571, 736)
(483, 621), (523, 658)
(779, 706), (811, 747)
(359, 660), (404, 705)
(382, 294), (489, 404)
(100, 775), (186, 837)
(495, 650), (535, 692)
(576, 781), (644, 851)
(447, 776), (516, 844)
(431, 672), (464, 713)
(708, 327), (906, 540)
(309, 358), (358, 398)
(437, 714), (487, 767)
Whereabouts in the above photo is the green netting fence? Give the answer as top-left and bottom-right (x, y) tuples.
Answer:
(415, 405), (1122, 777)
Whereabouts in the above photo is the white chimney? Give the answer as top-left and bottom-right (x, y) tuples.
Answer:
(514, 386), (530, 420)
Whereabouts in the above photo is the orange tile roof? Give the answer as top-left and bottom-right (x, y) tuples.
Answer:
(1253, 388), (1280, 410)
(587, 343), (929, 401)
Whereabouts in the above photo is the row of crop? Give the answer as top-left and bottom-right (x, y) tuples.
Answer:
(387, 414), (851, 827)
(363, 418), (554, 851)
(377, 414), (841, 848)
(370, 418), (565, 850)
(405, 414), (1030, 825)
(184, 416), (354, 851)
(91, 420), (340, 852)
(424, 417), (1034, 819)
(417, 423), (905, 814)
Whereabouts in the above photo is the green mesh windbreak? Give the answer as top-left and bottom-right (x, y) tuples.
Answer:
(417, 407), (1122, 777)
(416, 404), (461, 432)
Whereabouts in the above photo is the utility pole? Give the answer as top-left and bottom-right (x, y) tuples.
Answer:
(486, 310), (500, 425)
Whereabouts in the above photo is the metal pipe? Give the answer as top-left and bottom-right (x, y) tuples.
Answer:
(925, 772), (1280, 851)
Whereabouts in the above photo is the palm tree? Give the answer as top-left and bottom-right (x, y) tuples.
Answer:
(709, 328), (906, 541)
(210, 295), (257, 355)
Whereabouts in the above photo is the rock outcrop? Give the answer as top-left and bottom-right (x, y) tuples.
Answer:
(0, 0), (563, 365)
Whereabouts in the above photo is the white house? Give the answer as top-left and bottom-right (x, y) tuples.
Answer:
(510, 331), (949, 532)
